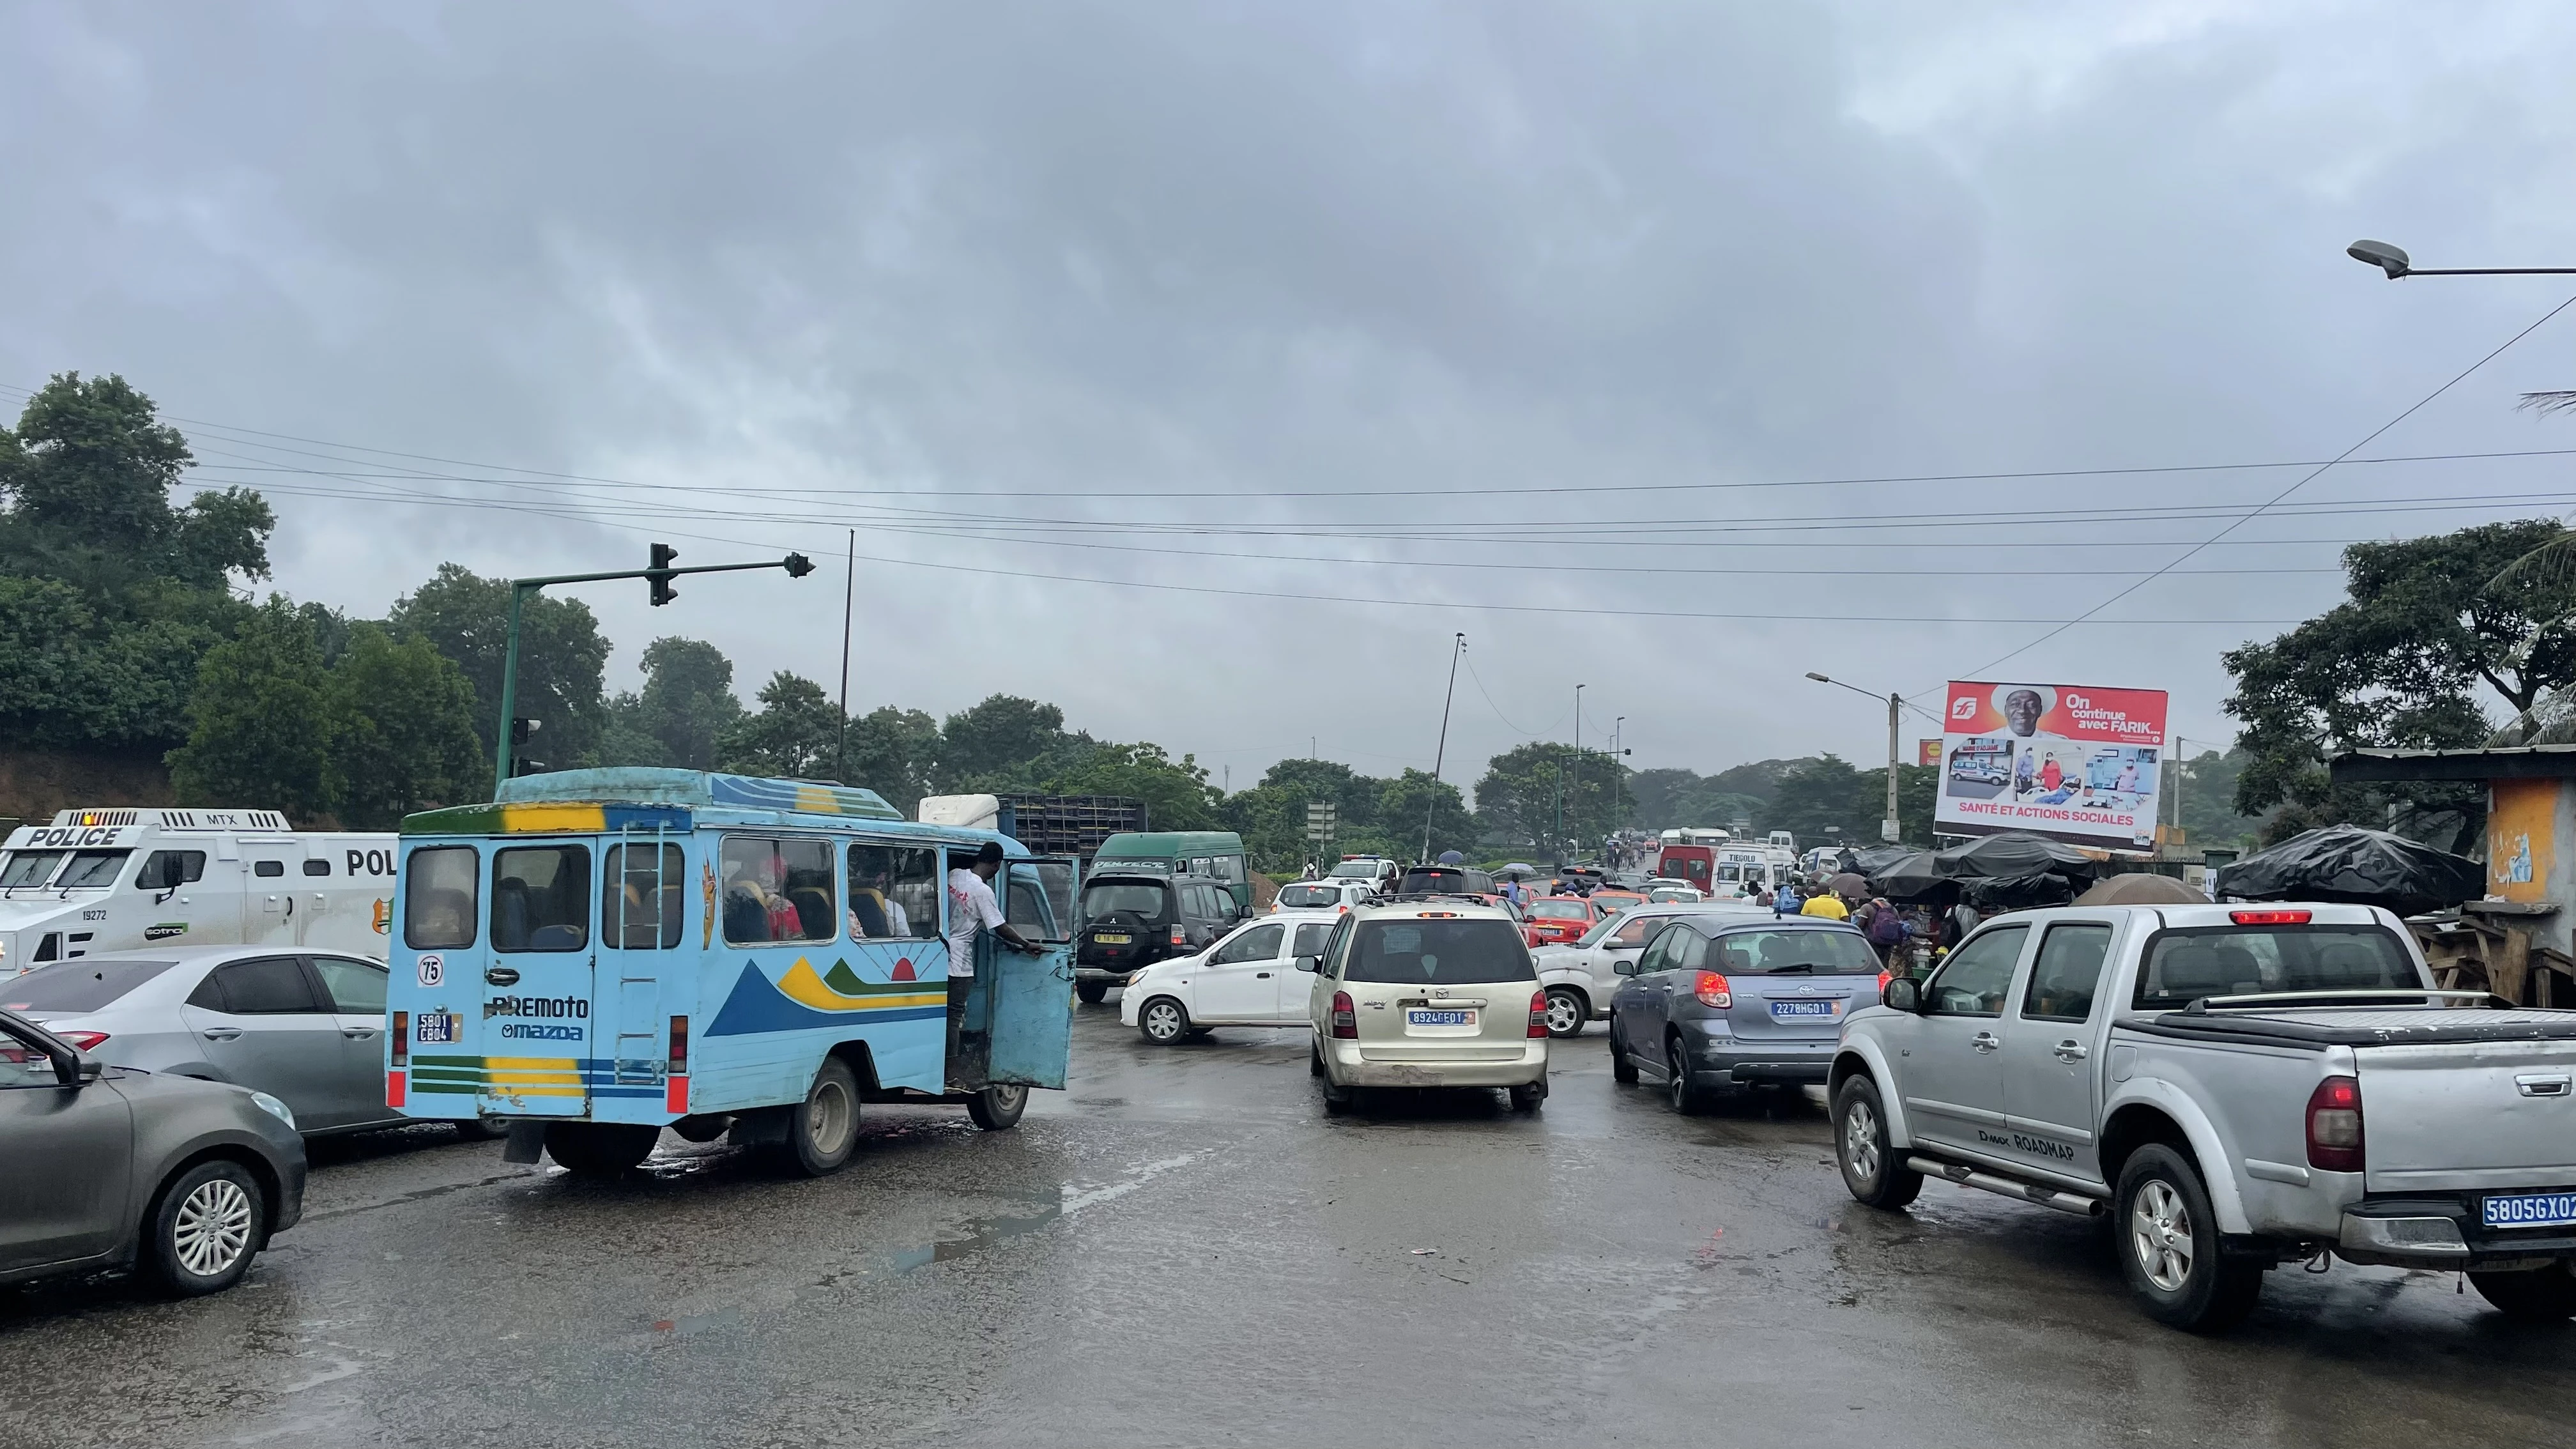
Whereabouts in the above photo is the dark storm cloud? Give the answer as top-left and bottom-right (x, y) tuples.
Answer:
(4, 1), (2573, 781)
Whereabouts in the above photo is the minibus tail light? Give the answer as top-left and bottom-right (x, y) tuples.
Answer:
(389, 1012), (408, 1068)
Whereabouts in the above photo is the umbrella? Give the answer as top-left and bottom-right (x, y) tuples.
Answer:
(1496, 862), (1540, 880)
(1850, 845), (1915, 877)
(2074, 873), (2209, 906)
(1964, 871), (2080, 912)
(2213, 826), (2482, 917)
(1828, 872), (1872, 899)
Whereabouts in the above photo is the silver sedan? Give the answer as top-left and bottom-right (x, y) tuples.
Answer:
(0, 946), (421, 1137)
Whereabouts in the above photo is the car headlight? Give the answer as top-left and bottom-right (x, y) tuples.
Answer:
(249, 1090), (297, 1131)
(1126, 970), (1148, 987)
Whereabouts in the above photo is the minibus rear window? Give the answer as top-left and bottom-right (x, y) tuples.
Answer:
(404, 847), (479, 950)
(493, 845), (590, 953)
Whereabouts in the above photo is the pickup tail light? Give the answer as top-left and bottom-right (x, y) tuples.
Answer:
(1694, 971), (1733, 1009)
(1528, 991), (1549, 1038)
(2306, 1074), (2364, 1172)
(1330, 991), (1358, 1039)
(2232, 908), (2313, 925)
(54, 1030), (109, 1051)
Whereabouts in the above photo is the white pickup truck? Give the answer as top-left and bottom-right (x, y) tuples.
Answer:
(1829, 902), (2576, 1331)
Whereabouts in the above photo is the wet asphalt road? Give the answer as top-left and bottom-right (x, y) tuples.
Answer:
(6, 1003), (2573, 1448)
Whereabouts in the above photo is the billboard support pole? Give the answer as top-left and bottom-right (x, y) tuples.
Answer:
(1883, 693), (1901, 845)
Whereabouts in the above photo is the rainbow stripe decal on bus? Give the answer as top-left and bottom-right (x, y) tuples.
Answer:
(406, 1055), (666, 1100)
(705, 955), (950, 1037)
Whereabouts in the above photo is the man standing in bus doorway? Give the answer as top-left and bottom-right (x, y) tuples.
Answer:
(946, 842), (1042, 1078)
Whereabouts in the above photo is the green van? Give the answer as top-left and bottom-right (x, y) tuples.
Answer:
(1091, 831), (1253, 913)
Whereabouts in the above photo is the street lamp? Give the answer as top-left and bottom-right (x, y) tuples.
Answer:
(1806, 671), (1903, 845)
(1422, 634), (1465, 864)
(2345, 239), (2576, 280)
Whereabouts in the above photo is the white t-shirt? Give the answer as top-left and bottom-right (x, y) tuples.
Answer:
(946, 868), (1005, 978)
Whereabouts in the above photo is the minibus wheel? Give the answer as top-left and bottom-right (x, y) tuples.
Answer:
(786, 1058), (861, 1176)
(967, 1082), (1028, 1130)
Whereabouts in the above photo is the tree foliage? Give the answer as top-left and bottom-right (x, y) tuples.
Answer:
(389, 563), (611, 769)
(327, 625), (486, 829)
(1472, 743), (1635, 854)
(2224, 521), (2576, 849)
(720, 671), (844, 779)
(937, 695), (1068, 790)
(166, 599), (340, 820)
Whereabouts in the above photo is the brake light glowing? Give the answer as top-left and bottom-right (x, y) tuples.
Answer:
(54, 1030), (109, 1051)
(2306, 1075), (2364, 1172)
(1528, 990), (1549, 1038)
(1876, 970), (1892, 995)
(1170, 924), (1188, 947)
(2232, 909), (2313, 925)
(1330, 991), (1357, 1039)
(1694, 971), (1733, 1009)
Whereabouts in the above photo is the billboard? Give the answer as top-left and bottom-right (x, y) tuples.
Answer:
(1917, 739), (1943, 767)
(1934, 680), (2168, 850)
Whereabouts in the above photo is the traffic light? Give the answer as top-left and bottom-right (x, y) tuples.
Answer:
(783, 552), (815, 578)
(647, 543), (678, 606)
(511, 717), (542, 746)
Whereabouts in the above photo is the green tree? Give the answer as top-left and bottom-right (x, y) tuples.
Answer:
(390, 563), (611, 769)
(328, 625), (486, 827)
(843, 705), (939, 812)
(166, 598), (339, 819)
(2224, 520), (2576, 850)
(1045, 740), (1220, 829)
(1473, 744), (1633, 855)
(1373, 769), (1476, 861)
(721, 671), (843, 778)
(937, 694), (1068, 789)
(0, 373), (266, 755)
(599, 636), (743, 769)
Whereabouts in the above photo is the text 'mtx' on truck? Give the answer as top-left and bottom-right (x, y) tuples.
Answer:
(1830, 902), (2576, 1330)
(0, 809), (397, 976)
(385, 769), (1078, 1178)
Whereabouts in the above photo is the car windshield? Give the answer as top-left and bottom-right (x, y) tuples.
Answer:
(2134, 924), (2425, 1011)
(1326, 862), (1380, 879)
(1276, 884), (1346, 909)
(0, 851), (65, 888)
(1530, 900), (1590, 921)
(1081, 882), (1170, 921)
(1344, 919), (1531, 985)
(1705, 928), (1879, 975)
(0, 958), (181, 1013)
(54, 850), (130, 889)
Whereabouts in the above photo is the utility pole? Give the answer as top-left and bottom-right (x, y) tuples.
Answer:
(835, 528), (855, 783)
(493, 546), (815, 793)
(1884, 690), (1901, 845)
(1422, 634), (1465, 864)
(1573, 684), (1585, 859)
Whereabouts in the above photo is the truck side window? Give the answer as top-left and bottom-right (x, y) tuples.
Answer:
(2021, 924), (2113, 1022)
(302, 859), (330, 876)
(404, 846), (479, 949)
(135, 850), (206, 889)
(1928, 924), (2028, 1016)
(493, 845), (591, 953)
(603, 843), (686, 949)
(253, 860), (286, 878)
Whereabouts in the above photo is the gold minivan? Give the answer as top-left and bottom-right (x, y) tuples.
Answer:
(1300, 900), (1549, 1112)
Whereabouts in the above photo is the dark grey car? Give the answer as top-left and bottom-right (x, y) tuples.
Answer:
(1607, 918), (1882, 1112)
(0, 1007), (305, 1295)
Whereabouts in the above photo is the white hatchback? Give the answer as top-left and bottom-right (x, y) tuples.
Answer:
(1270, 880), (1372, 914)
(1123, 911), (1342, 1043)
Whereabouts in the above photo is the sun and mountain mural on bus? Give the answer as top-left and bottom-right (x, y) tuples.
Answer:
(705, 953), (951, 1037)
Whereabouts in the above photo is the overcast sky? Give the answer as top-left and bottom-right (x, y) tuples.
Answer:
(8, 1), (2576, 795)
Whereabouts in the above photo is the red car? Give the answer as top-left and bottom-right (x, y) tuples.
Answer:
(1523, 895), (1596, 947)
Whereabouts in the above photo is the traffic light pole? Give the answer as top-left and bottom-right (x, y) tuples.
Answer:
(492, 553), (813, 793)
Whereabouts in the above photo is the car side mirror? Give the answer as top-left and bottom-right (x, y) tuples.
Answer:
(1881, 977), (1921, 1013)
(1613, 959), (1638, 976)
(1294, 955), (1321, 973)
